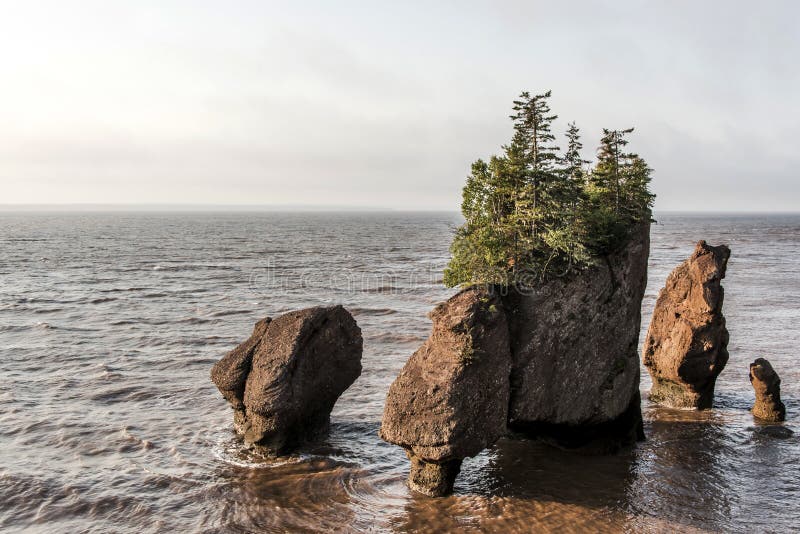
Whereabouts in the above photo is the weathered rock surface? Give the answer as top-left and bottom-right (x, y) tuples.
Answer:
(750, 358), (786, 422)
(211, 306), (362, 453)
(500, 223), (651, 451)
(380, 287), (512, 496)
(643, 241), (730, 409)
(210, 317), (272, 433)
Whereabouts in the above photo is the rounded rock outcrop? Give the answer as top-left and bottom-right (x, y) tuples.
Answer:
(750, 358), (786, 422)
(211, 305), (362, 453)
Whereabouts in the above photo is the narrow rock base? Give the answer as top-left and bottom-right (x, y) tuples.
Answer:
(243, 412), (331, 453)
(508, 393), (645, 454)
(649, 378), (716, 410)
(407, 455), (462, 497)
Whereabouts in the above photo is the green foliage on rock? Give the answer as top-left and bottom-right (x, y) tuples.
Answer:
(444, 90), (655, 288)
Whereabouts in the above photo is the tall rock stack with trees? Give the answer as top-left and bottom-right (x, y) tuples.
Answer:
(444, 90), (655, 449)
(383, 90), (656, 495)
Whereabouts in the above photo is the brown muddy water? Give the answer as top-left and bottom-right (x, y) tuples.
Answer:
(1, 211), (798, 533)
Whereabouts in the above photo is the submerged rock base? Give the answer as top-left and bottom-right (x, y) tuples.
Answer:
(648, 377), (715, 410)
(407, 455), (463, 497)
(509, 392), (645, 453)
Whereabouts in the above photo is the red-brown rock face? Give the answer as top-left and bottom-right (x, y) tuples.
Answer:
(501, 222), (650, 450)
(379, 287), (512, 496)
(211, 306), (362, 453)
(750, 358), (786, 422)
(643, 241), (730, 409)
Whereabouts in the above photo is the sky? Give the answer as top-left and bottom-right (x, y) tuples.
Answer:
(1, 0), (798, 211)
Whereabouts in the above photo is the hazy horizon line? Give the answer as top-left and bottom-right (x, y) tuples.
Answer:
(1, 203), (799, 215)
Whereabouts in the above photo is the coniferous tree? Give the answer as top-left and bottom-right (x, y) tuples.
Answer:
(510, 91), (560, 249)
(562, 122), (590, 184)
(592, 127), (635, 214)
(445, 91), (655, 289)
(544, 122), (591, 272)
(444, 157), (515, 287)
(501, 127), (534, 271)
(620, 155), (655, 224)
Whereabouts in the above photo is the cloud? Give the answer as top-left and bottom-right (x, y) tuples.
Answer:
(1, 0), (798, 210)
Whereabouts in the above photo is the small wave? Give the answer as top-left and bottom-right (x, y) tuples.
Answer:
(349, 307), (397, 316)
(0, 472), (158, 525)
(90, 297), (118, 304)
(109, 319), (136, 326)
(173, 287), (211, 294)
(360, 286), (398, 294)
(366, 332), (423, 344)
(0, 324), (30, 333)
(0, 473), (52, 510)
(176, 317), (214, 324)
(15, 297), (77, 305)
(211, 434), (306, 469)
(91, 364), (124, 381)
(211, 309), (252, 318)
(89, 385), (151, 403)
(151, 264), (235, 272)
(119, 426), (156, 452)
(99, 287), (150, 293)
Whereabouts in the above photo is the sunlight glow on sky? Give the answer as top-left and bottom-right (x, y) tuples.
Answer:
(1, 1), (798, 210)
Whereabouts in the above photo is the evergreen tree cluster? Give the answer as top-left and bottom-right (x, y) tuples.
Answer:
(444, 90), (655, 288)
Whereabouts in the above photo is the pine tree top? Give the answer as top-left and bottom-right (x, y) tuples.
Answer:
(443, 90), (655, 289)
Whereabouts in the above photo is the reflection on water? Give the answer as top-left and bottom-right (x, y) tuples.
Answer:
(210, 459), (362, 532)
(1, 212), (799, 532)
(632, 409), (733, 532)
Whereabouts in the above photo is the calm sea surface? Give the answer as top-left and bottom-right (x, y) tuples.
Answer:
(1, 211), (798, 533)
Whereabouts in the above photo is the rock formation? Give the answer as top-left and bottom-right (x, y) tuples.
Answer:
(500, 222), (651, 451)
(380, 287), (512, 496)
(211, 317), (273, 434)
(211, 305), (362, 453)
(750, 358), (786, 422)
(643, 241), (730, 409)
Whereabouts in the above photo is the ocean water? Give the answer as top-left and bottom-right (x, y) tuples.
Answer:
(1, 211), (798, 533)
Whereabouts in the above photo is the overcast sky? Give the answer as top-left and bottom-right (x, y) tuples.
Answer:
(1, 1), (798, 210)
